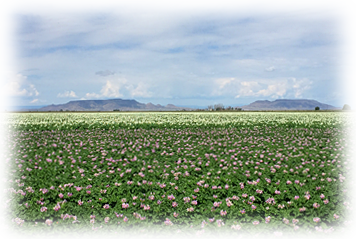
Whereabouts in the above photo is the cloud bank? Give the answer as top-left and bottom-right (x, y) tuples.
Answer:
(12, 9), (341, 107)
(57, 90), (78, 98)
(3, 73), (39, 98)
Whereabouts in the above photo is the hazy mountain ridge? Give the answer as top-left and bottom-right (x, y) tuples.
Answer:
(241, 99), (338, 110)
(38, 99), (192, 111)
(12, 98), (340, 112)
(8, 105), (47, 111)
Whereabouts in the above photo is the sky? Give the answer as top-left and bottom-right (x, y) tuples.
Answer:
(1, 1), (353, 109)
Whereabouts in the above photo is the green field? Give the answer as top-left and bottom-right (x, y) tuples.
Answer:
(3, 112), (353, 237)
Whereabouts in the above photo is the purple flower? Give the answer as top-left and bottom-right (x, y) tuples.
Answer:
(231, 224), (242, 230)
(187, 207), (194, 212)
(45, 219), (53, 226)
(53, 204), (60, 211)
(313, 217), (321, 223)
(220, 210), (227, 216)
(164, 218), (173, 226)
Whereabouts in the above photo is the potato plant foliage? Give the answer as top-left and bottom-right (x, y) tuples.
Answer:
(4, 112), (353, 236)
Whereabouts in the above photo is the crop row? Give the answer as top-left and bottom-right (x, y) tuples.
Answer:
(5, 112), (352, 131)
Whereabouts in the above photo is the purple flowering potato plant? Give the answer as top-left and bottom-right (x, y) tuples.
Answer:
(4, 112), (352, 235)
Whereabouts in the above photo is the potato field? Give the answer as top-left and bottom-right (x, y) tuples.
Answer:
(3, 112), (354, 237)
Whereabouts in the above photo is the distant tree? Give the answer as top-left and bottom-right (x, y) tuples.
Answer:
(342, 104), (351, 110)
(59, 109), (63, 112)
(113, 109), (120, 111)
(207, 105), (213, 111)
(236, 107), (242, 111)
(315, 106), (320, 111)
(214, 104), (224, 111)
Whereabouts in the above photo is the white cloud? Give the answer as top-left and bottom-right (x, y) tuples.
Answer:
(85, 92), (101, 99)
(100, 80), (124, 98)
(236, 81), (264, 98)
(126, 82), (153, 98)
(84, 78), (153, 99)
(57, 90), (78, 98)
(214, 77), (312, 99)
(29, 84), (40, 96)
(265, 66), (276, 72)
(13, 12), (338, 106)
(215, 78), (235, 89)
(291, 77), (313, 98)
(256, 83), (287, 97)
(30, 99), (38, 103)
(3, 73), (39, 97)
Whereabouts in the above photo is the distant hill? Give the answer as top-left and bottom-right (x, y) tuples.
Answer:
(38, 99), (192, 111)
(6, 105), (47, 111)
(241, 99), (338, 110)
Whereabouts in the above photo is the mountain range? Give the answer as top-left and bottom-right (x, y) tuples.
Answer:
(241, 99), (338, 110)
(37, 99), (191, 111)
(11, 98), (339, 111)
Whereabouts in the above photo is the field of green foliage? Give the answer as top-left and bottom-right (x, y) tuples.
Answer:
(3, 112), (354, 237)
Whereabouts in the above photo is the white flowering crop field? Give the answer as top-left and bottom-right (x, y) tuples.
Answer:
(5, 112), (351, 131)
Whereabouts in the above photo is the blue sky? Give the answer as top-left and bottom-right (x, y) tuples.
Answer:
(4, 5), (346, 108)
